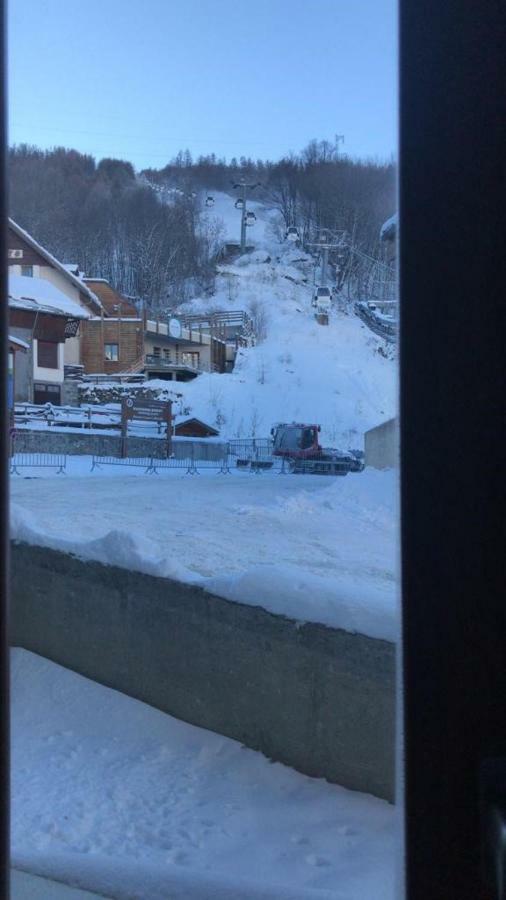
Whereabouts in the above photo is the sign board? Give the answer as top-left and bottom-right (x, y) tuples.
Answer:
(122, 397), (172, 423)
(64, 318), (81, 338)
(168, 317), (182, 339)
(120, 397), (173, 457)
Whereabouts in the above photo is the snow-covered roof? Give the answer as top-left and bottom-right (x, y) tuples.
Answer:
(173, 415), (219, 435)
(380, 213), (397, 241)
(8, 274), (90, 320)
(9, 334), (29, 350)
(62, 263), (85, 280)
(8, 219), (104, 312)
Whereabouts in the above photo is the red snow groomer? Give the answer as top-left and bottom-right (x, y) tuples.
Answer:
(270, 422), (364, 475)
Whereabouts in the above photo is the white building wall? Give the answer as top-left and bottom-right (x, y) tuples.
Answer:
(364, 418), (398, 469)
(37, 266), (93, 367)
(38, 266), (82, 303)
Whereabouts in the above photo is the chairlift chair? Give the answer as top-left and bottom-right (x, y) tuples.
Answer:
(286, 226), (299, 242)
(245, 211), (256, 226)
(206, 196), (215, 207)
(235, 198), (244, 209)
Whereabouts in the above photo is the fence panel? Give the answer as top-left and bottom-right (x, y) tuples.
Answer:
(151, 444), (230, 475)
(90, 455), (154, 473)
(10, 452), (67, 475)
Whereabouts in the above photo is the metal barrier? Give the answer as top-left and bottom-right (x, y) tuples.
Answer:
(90, 455), (154, 473)
(10, 452), (67, 475)
(90, 445), (231, 476)
(151, 444), (231, 475)
(227, 438), (273, 466)
(354, 302), (397, 343)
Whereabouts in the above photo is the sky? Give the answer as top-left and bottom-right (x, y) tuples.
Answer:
(8, 0), (397, 171)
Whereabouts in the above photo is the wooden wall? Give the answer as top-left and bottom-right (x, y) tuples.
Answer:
(80, 319), (143, 374)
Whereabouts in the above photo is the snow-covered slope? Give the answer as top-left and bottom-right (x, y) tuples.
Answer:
(200, 190), (282, 248)
(173, 198), (396, 448)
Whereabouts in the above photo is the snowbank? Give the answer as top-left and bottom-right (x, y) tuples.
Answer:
(11, 649), (396, 899)
(10, 465), (398, 641)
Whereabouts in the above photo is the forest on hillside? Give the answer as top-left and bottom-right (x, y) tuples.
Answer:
(8, 141), (396, 310)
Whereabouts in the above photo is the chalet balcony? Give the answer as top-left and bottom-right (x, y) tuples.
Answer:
(144, 354), (220, 380)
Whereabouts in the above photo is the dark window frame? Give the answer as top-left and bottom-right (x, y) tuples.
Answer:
(399, 0), (505, 897)
(20, 264), (33, 277)
(1, 3), (505, 899)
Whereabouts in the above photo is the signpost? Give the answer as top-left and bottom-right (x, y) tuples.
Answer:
(120, 397), (173, 458)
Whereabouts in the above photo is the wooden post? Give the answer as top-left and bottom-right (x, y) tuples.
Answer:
(166, 400), (172, 458)
(120, 397), (130, 458)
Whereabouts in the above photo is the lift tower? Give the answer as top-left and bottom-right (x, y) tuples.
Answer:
(232, 179), (261, 252)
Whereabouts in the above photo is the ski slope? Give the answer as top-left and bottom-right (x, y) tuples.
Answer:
(175, 196), (396, 447)
(200, 189), (282, 248)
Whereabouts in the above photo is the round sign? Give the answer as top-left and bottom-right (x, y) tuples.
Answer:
(126, 398), (134, 408)
(169, 318), (182, 339)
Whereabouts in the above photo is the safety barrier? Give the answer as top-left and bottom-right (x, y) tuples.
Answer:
(90, 455), (154, 473)
(150, 449), (231, 475)
(354, 302), (397, 343)
(10, 452), (67, 475)
(90, 444), (232, 476)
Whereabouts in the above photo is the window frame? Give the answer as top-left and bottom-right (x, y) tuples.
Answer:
(1, 3), (505, 899)
(36, 339), (59, 369)
(104, 342), (119, 362)
(399, 0), (505, 897)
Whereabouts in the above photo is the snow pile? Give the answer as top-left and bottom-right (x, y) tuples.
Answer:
(11, 649), (397, 899)
(10, 465), (398, 641)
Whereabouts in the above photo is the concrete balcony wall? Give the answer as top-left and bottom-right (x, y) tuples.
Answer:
(10, 542), (396, 802)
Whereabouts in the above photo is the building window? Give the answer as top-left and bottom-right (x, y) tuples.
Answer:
(182, 351), (199, 369)
(153, 346), (161, 358)
(21, 265), (33, 277)
(104, 343), (119, 361)
(37, 340), (59, 369)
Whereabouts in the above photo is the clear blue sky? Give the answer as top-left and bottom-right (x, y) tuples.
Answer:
(8, 0), (397, 170)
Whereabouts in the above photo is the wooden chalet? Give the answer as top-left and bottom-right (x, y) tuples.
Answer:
(173, 417), (219, 438)
(80, 278), (229, 382)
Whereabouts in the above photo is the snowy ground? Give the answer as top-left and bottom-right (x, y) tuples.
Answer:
(10, 463), (398, 641)
(11, 649), (398, 900)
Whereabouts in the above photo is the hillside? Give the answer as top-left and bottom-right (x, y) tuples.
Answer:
(170, 192), (396, 448)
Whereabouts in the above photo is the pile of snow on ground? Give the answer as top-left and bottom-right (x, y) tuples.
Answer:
(10, 465), (398, 641)
(11, 649), (397, 900)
